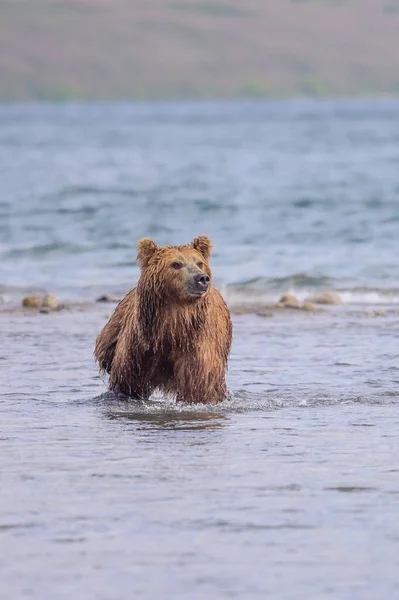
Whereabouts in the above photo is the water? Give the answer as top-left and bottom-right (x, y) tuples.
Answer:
(1, 100), (399, 598)
(1, 100), (399, 302)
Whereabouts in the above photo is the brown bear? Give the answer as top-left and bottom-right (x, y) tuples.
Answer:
(95, 235), (232, 404)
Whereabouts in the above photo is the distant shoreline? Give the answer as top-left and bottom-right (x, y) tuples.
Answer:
(1, 0), (399, 102)
(1, 94), (399, 105)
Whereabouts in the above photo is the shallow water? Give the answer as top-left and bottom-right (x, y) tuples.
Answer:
(2, 306), (399, 598)
(1, 100), (399, 598)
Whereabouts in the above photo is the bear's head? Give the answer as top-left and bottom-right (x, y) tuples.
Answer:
(137, 235), (213, 302)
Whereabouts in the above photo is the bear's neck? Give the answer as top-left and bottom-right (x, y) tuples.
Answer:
(137, 286), (209, 347)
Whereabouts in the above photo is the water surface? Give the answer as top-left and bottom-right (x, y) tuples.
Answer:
(1, 100), (399, 599)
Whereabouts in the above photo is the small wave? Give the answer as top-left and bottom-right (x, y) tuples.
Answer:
(57, 186), (142, 199)
(57, 206), (97, 216)
(89, 389), (398, 426)
(225, 275), (399, 306)
(225, 274), (338, 304)
(4, 243), (93, 258)
(232, 273), (336, 290)
(338, 288), (399, 305)
(0, 284), (48, 302)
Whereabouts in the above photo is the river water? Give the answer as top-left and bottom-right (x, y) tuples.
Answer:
(1, 100), (399, 599)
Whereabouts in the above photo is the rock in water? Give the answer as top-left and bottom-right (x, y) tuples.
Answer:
(41, 293), (60, 310)
(301, 302), (318, 312)
(22, 296), (41, 308)
(307, 291), (342, 305)
(277, 294), (301, 309)
(96, 294), (120, 303)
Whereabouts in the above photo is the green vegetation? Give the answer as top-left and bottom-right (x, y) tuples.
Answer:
(0, 0), (398, 101)
(171, 2), (249, 17)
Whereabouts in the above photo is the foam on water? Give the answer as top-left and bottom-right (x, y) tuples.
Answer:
(91, 387), (399, 423)
(225, 283), (399, 306)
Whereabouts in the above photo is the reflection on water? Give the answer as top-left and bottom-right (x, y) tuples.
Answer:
(105, 408), (227, 431)
(94, 391), (228, 429)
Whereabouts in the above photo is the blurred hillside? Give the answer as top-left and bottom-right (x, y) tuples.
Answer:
(1, 0), (399, 100)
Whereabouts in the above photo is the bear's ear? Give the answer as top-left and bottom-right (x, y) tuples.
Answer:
(137, 238), (158, 268)
(192, 235), (212, 260)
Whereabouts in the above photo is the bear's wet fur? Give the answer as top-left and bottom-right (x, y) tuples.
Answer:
(95, 235), (232, 404)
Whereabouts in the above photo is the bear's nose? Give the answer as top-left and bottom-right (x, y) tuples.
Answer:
(194, 273), (210, 288)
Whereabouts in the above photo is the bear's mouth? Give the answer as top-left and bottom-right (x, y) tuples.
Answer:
(187, 289), (208, 298)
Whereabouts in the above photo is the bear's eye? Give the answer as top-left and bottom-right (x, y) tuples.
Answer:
(197, 262), (204, 269)
(171, 262), (183, 270)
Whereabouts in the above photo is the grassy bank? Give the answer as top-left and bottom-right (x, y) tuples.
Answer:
(1, 0), (399, 100)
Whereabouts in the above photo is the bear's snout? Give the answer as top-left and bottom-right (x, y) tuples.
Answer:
(186, 271), (210, 296)
(194, 272), (210, 289)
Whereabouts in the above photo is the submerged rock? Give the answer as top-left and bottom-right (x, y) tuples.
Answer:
(307, 291), (342, 305)
(256, 310), (273, 318)
(277, 294), (301, 309)
(276, 295), (319, 312)
(230, 304), (252, 315)
(301, 301), (318, 312)
(365, 309), (385, 317)
(96, 294), (120, 303)
(41, 293), (60, 310)
(22, 295), (41, 308)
